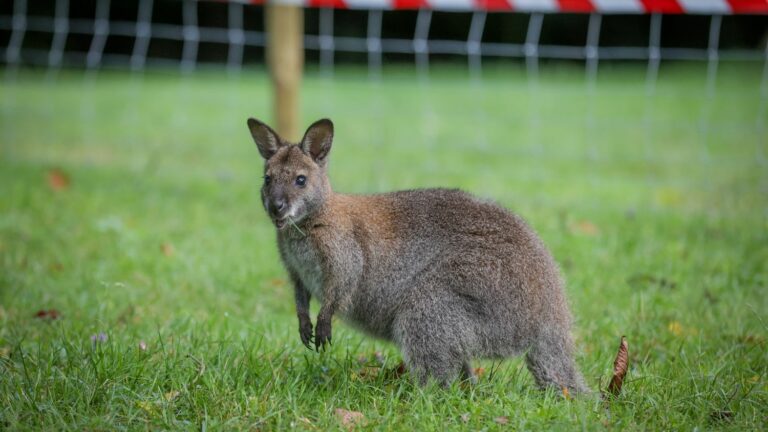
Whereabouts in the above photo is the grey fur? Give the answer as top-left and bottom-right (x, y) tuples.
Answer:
(247, 118), (588, 392)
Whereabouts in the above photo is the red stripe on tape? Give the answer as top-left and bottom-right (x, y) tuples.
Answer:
(639, 0), (684, 13)
(308, 0), (349, 7)
(475, 0), (513, 11)
(557, 0), (595, 13)
(391, 0), (430, 8)
(727, 0), (768, 13)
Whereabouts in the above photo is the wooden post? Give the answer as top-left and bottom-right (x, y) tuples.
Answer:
(266, 3), (304, 142)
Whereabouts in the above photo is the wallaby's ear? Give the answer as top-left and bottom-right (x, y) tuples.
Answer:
(300, 119), (334, 165)
(247, 118), (283, 160)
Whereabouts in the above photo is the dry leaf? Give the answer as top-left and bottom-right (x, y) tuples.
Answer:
(737, 334), (765, 345)
(358, 367), (380, 379)
(160, 243), (174, 257)
(296, 417), (315, 428)
(47, 168), (70, 191)
(562, 386), (570, 400)
(473, 367), (486, 378)
(335, 408), (365, 429)
(34, 309), (61, 320)
(393, 362), (406, 377)
(460, 413), (470, 423)
(571, 220), (600, 236)
(668, 321), (683, 337)
(710, 410), (734, 423)
(494, 416), (509, 425)
(137, 400), (157, 415)
(607, 336), (629, 396)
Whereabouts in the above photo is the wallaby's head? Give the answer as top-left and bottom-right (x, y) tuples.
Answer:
(247, 118), (334, 230)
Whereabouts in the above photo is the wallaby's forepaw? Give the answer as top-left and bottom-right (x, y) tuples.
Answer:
(315, 320), (332, 352)
(298, 317), (314, 350)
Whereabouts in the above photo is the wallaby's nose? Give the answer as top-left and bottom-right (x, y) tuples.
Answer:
(272, 198), (287, 217)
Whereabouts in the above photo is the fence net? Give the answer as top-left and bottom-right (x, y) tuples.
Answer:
(2, 1), (767, 73)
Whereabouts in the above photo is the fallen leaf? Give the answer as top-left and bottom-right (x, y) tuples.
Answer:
(296, 417), (314, 428)
(47, 168), (70, 191)
(34, 309), (61, 320)
(474, 367), (486, 378)
(562, 386), (570, 400)
(494, 416), (509, 425)
(738, 334), (765, 345)
(460, 413), (470, 423)
(570, 220), (600, 236)
(710, 410), (734, 423)
(607, 336), (629, 396)
(267, 278), (286, 288)
(379, 362), (406, 381)
(335, 408), (365, 429)
(164, 390), (180, 401)
(393, 362), (406, 377)
(136, 400), (157, 415)
(160, 243), (174, 257)
(358, 367), (380, 379)
(668, 321), (683, 337)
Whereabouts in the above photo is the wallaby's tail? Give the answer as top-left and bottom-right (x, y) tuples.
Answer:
(525, 327), (590, 394)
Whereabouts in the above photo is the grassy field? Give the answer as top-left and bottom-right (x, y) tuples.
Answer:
(1, 64), (767, 430)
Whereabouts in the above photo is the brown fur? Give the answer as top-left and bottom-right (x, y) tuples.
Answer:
(247, 117), (588, 391)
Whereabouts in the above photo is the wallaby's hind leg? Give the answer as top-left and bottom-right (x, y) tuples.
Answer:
(525, 328), (588, 394)
(392, 307), (472, 387)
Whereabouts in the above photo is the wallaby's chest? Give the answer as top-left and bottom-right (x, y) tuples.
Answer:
(279, 235), (325, 301)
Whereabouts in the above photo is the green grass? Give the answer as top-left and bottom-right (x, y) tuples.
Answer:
(1, 63), (767, 430)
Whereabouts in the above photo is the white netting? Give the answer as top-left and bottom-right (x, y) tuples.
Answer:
(1, 0), (766, 171)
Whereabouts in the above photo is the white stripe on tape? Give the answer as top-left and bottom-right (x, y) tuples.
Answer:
(591, 0), (644, 13)
(345, 0), (393, 9)
(427, 0), (477, 11)
(677, 0), (731, 14)
(513, 0), (559, 12)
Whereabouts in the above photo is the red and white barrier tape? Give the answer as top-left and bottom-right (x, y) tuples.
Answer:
(231, 0), (768, 13)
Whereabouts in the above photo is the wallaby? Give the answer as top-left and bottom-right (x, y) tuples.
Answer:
(247, 117), (588, 392)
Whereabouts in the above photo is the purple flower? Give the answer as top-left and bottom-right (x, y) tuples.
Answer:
(90, 332), (108, 346)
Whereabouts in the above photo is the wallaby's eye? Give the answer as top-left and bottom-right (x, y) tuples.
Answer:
(264, 175), (271, 186)
(295, 175), (307, 187)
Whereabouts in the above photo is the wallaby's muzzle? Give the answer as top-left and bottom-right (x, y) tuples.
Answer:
(268, 197), (290, 227)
